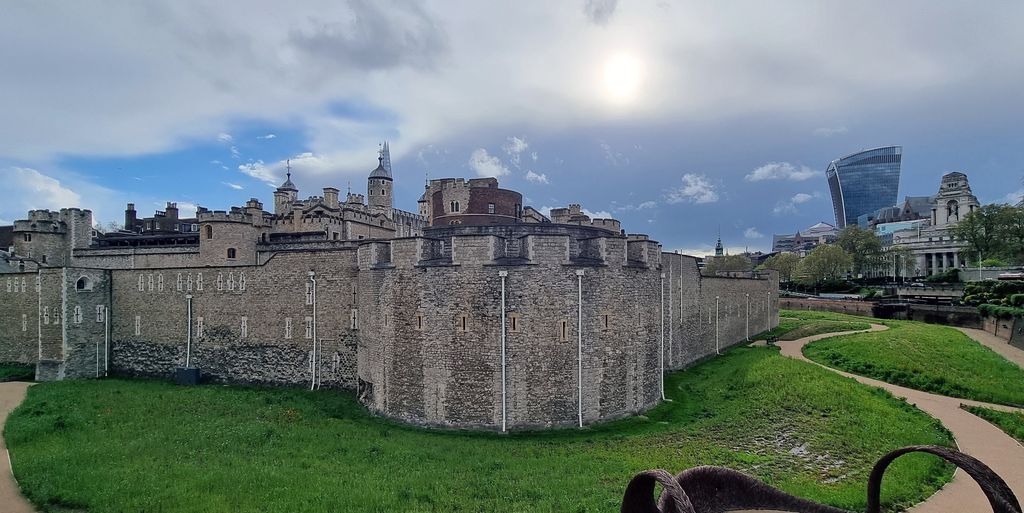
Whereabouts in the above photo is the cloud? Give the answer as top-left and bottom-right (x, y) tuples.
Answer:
(222, 182), (244, 190)
(163, 201), (198, 218)
(257, 133), (277, 140)
(813, 126), (848, 137)
(502, 136), (529, 168)
(0, 219), (10, 226)
(613, 200), (658, 212)
(217, 132), (233, 143)
(5, 167), (81, 211)
(530, 151), (538, 162)
(637, 200), (657, 210)
(1003, 189), (1024, 205)
(238, 161), (279, 186)
(230, 146), (241, 159)
(582, 208), (613, 219)
(209, 159), (222, 165)
(744, 227), (764, 239)
(525, 170), (549, 184)
(773, 192), (820, 215)
(468, 148), (509, 177)
(665, 174), (719, 204)
(745, 162), (817, 182)
(583, 0), (618, 25)
(600, 140), (629, 167)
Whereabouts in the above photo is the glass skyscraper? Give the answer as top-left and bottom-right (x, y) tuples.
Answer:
(826, 146), (902, 228)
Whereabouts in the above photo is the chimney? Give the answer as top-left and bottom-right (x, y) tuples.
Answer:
(125, 203), (137, 232)
(292, 202), (304, 224)
(323, 187), (340, 210)
(165, 202), (179, 221)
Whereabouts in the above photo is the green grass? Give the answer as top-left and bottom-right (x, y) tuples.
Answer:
(801, 312), (1024, 406)
(964, 406), (1024, 443)
(0, 363), (34, 382)
(756, 311), (871, 341)
(6, 347), (953, 513)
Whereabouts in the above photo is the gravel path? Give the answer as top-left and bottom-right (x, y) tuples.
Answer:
(0, 381), (35, 513)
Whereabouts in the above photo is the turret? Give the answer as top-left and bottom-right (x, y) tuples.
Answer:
(125, 203), (137, 232)
(274, 167), (298, 216)
(368, 153), (393, 213)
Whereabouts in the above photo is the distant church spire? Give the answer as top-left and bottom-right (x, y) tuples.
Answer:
(380, 141), (392, 174)
(715, 226), (724, 257)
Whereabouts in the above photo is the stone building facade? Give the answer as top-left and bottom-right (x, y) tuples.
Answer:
(0, 154), (778, 431)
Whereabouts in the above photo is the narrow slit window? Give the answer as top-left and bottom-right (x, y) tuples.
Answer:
(176, 273), (183, 291)
(285, 317), (292, 339)
(73, 306), (82, 324)
(43, 306), (49, 325)
(96, 305), (104, 323)
(559, 320), (568, 342)
(350, 309), (359, 330)
(196, 273), (203, 291)
(217, 273), (224, 291)
(602, 314), (610, 330)
(196, 317), (204, 338)
(240, 317), (248, 338)
(134, 315), (141, 336)
(508, 313), (519, 333)
(187, 273), (193, 292)
(22, 314), (28, 332)
(305, 316), (313, 339)
(416, 314), (423, 331)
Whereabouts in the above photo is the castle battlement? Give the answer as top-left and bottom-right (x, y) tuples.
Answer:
(198, 210), (259, 224)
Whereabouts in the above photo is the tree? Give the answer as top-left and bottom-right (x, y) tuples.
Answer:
(759, 252), (801, 283)
(794, 244), (852, 285)
(882, 245), (917, 280)
(952, 204), (1023, 265)
(704, 254), (753, 274)
(836, 225), (883, 277)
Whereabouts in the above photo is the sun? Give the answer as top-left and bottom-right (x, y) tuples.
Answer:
(603, 52), (643, 104)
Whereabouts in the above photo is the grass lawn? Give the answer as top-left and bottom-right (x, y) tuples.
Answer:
(800, 312), (1024, 407)
(964, 406), (1024, 443)
(6, 347), (953, 513)
(0, 363), (34, 382)
(756, 310), (871, 341)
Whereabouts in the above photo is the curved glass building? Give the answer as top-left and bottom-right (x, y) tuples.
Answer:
(826, 146), (902, 228)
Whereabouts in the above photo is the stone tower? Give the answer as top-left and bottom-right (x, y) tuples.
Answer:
(931, 172), (979, 227)
(715, 236), (724, 257)
(368, 149), (393, 214)
(273, 167), (298, 216)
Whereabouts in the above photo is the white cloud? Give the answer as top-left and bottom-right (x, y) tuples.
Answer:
(217, 132), (233, 143)
(745, 162), (817, 182)
(582, 208), (613, 219)
(230, 146), (241, 159)
(238, 161), (279, 186)
(530, 151), (538, 162)
(1002, 189), (1024, 205)
(163, 201), (198, 218)
(222, 182), (244, 190)
(600, 140), (629, 167)
(5, 167), (81, 211)
(257, 133), (277, 139)
(0, 219), (10, 225)
(525, 170), (549, 184)
(502, 136), (529, 168)
(744, 227), (764, 239)
(209, 159), (222, 165)
(665, 174), (718, 204)
(813, 126), (848, 137)
(637, 200), (657, 210)
(468, 148), (509, 177)
(773, 192), (820, 215)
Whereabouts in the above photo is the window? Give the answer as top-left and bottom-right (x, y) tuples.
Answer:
(227, 248), (237, 259)
(43, 307), (49, 325)
(73, 306), (82, 324)
(204, 225), (213, 239)
(350, 309), (359, 330)
(23, 233), (31, 242)
(382, 313), (389, 327)
(21, 277), (26, 293)
(76, 277), (91, 291)
(217, 273), (224, 291)
(559, 320), (568, 342)
(177, 273), (183, 291)
(54, 310), (60, 325)
(415, 314), (424, 331)
(196, 317), (204, 338)
(228, 272), (235, 291)
(96, 305), (104, 323)
(138, 275), (145, 291)
(238, 272), (246, 291)
(240, 317), (248, 338)
(21, 314), (27, 332)
(305, 282), (314, 305)
(41, 254), (47, 263)
(305, 316), (313, 339)
(381, 189), (385, 196)
(285, 317), (293, 339)
(508, 313), (519, 333)
(187, 273), (193, 292)
(147, 274), (154, 291)
(457, 314), (468, 332)
(488, 203), (495, 214)
(134, 315), (141, 336)
(602, 314), (610, 331)
(157, 274), (164, 292)
(6, 278), (11, 293)
(196, 273), (203, 291)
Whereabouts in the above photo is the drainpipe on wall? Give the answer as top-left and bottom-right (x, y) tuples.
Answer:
(745, 293), (750, 341)
(767, 291), (772, 332)
(575, 269), (584, 428)
(667, 266), (673, 370)
(104, 304), (110, 376)
(499, 270), (508, 433)
(715, 295), (720, 355)
(185, 294), (193, 367)
(308, 271), (318, 390)
(660, 273), (665, 400)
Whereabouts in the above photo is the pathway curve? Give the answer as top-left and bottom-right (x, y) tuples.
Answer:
(0, 381), (35, 513)
(775, 324), (1024, 513)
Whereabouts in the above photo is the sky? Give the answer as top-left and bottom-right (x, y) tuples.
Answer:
(2, 1), (1023, 256)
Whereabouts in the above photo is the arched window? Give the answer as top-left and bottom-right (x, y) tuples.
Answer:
(227, 248), (237, 259)
(204, 225), (213, 240)
(947, 200), (959, 221)
(76, 277), (91, 291)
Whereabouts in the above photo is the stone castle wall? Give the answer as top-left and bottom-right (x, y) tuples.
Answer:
(1, 230), (778, 431)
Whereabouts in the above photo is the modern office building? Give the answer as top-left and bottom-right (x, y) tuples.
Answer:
(826, 146), (902, 228)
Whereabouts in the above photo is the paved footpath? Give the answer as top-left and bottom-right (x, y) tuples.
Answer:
(0, 381), (35, 513)
(775, 325), (1024, 513)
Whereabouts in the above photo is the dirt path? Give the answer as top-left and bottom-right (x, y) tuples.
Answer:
(0, 381), (35, 513)
(776, 325), (1024, 513)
